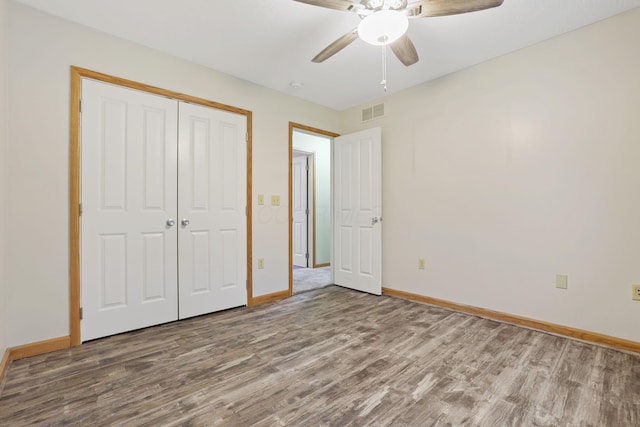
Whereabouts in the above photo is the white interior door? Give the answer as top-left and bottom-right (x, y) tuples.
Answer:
(293, 153), (309, 267)
(178, 102), (247, 319)
(81, 79), (179, 341)
(333, 127), (382, 295)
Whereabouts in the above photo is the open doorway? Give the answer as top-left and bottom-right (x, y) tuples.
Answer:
(289, 123), (339, 295)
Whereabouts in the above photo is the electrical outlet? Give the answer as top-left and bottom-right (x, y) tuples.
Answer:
(257, 194), (264, 205)
(418, 259), (425, 270)
(556, 274), (568, 290)
(258, 259), (264, 269)
(271, 195), (280, 206)
(632, 284), (640, 301)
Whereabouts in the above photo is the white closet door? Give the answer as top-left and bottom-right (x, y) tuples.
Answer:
(81, 79), (179, 341)
(178, 102), (247, 319)
(334, 127), (382, 295)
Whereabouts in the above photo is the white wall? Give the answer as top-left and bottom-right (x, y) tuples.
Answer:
(342, 8), (640, 342)
(293, 131), (332, 265)
(6, 2), (341, 347)
(0, 0), (9, 357)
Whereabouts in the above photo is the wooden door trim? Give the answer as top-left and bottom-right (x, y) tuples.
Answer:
(288, 123), (339, 297)
(70, 66), (253, 346)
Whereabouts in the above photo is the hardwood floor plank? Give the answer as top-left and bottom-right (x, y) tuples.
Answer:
(1, 285), (639, 426)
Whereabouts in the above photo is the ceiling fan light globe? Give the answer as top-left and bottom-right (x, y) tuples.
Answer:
(357, 10), (409, 46)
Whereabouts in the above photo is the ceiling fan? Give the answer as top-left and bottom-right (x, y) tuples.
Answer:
(294, 0), (504, 66)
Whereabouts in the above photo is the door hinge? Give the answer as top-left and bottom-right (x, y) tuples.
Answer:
(79, 307), (83, 320)
(246, 279), (248, 289)
(245, 132), (248, 142)
(306, 163), (309, 171)
(79, 203), (82, 216)
(245, 206), (248, 216)
(79, 99), (82, 113)
(305, 253), (309, 259)
(305, 208), (309, 215)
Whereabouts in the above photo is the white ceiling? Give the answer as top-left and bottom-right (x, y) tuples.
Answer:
(13, 0), (640, 110)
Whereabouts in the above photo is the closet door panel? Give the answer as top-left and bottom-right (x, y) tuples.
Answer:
(178, 102), (247, 319)
(81, 79), (179, 341)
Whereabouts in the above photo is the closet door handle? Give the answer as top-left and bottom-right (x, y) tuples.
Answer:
(181, 218), (190, 227)
(166, 219), (176, 227)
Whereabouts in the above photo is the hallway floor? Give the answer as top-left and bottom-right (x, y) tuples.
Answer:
(293, 266), (331, 294)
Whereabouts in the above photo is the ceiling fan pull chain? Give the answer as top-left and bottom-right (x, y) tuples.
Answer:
(381, 45), (388, 92)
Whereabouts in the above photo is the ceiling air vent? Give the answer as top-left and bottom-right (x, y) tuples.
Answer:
(361, 103), (385, 123)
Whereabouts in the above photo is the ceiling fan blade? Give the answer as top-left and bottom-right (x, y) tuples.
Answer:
(407, 0), (504, 18)
(390, 34), (419, 66)
(312, 30), (359, 63)
(293, 0), (361, 12)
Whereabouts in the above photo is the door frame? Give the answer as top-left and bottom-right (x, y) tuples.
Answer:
(288, 123), (339, 296)
(69, 66), (254, 346)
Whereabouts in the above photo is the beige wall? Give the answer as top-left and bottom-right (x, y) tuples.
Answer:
(6, 2), (341, 347)
(342, 8), (640, 342)
(0, 0), (8, 357)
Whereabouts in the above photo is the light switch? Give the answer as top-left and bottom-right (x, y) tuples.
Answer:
(257, 194), (264, 205)
(271, 195), (280, 206)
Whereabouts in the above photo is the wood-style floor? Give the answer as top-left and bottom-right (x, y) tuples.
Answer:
(1, 286), (639, 426)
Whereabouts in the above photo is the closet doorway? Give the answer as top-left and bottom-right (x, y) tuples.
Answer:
(69, 67), (253, 345)
(289, 123), (338, 295)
